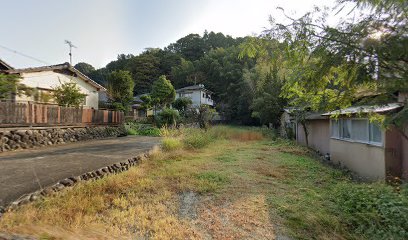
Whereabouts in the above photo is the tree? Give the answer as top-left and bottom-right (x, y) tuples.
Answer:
(167, 34), (206, 61)
(107, 70), (134, 111)
(74, 62), (95, 77)
(151, 75), (176, 109)
(140, 94), (153, 111)
(173, 97), (192, 116)
(0, 74), (33, 100)
(53, 81), (86, 107)
(126, 51), (161, 94)
(156, 108), (180, 127)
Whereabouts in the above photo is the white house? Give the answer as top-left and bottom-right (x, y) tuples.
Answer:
(1, 62), (106, 109)
(175, 84), (214, 107)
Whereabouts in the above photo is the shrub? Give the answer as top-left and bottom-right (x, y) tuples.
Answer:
(124, 121), (162, 136)
(182, 129), (212, 149)
(156, 108), (180, 127)
(332, 183), (408, 239)
(161, 137), (183, 151)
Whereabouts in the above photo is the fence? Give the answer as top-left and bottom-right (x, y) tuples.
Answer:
(0, 102), (124, 127)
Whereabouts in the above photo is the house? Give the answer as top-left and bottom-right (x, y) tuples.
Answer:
(130, 94), (153, 119)
(323, 103), (407, 180)
(175, 84), (214, 107)
(284, 97), (408, 180)
(1, 62), (106, 109)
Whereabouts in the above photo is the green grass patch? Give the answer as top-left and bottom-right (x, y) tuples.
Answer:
(161, 137), (183, 151)
(195, 171), (230, 193)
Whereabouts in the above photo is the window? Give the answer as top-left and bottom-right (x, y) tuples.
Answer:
(340, 119), (351, 139)
(351, 119), (368, 141)
(331, 119), (382, 145)
(331, 120), (339, 138)
(370, 123), (382, 143)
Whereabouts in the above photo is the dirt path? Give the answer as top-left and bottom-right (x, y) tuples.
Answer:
(0, 136), (161, 206)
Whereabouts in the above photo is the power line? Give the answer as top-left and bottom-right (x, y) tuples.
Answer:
(0, 44), (50, 65)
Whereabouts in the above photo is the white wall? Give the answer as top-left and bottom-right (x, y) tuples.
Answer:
(330, 139), (385, 180)
(176, 90), (214, 107)
(18, 71), (100, 109)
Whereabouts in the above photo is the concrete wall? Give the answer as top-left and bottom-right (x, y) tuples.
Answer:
(17, 71), (100, 109)
(330, 139), (385, 179)
(297, 119), (330, 155)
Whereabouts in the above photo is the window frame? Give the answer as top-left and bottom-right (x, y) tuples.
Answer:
(330, 118), (383, 147)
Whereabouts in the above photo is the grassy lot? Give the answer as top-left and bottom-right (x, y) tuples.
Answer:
(1, 126), (407, 239)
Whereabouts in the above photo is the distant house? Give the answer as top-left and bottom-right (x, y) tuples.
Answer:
(175, 84), (214, 107)
(284, 95), (408, 180)
(0, 62), (106, 109)
(131, 94), (153, 119)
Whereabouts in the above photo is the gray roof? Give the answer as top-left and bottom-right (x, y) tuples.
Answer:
(0, 58), (13, 70)
(4, 62), (106, 91)
(322, 103), (404, 116)
(176, 84), (213, 94)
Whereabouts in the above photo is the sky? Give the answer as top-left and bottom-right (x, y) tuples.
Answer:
(0, 0), (346, 69)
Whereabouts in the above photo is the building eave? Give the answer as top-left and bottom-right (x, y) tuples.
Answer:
(322, 103), (404, 116)
(4, 62), (106, 91)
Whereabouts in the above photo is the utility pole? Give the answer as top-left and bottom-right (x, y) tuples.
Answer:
(64, 40), (77, 65)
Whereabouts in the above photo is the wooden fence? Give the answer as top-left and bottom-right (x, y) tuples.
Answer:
(0, 102), (124, 127)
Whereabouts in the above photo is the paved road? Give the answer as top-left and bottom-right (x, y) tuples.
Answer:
(0, 136), (161, 207)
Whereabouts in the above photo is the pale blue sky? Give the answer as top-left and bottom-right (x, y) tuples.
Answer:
(0, 0), (344, 69)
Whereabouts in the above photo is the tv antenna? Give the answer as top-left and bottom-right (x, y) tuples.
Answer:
(64, 40), (77, 65)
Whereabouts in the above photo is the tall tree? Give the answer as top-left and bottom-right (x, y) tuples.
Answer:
(151, 75), (176, 109)
(107, 70), (134, 111)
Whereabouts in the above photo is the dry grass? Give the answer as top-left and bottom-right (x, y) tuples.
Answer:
(2, 126), (402, 239)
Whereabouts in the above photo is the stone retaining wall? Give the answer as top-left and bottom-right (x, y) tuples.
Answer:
(0, 152), (151, 219)
(0, 126), (127, 153)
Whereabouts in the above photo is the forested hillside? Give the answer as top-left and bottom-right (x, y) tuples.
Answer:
(75, 31), (282, 125)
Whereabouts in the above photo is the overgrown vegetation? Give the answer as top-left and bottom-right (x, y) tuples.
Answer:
(124, 121), (162, 136)
(0, 126), (407, 239)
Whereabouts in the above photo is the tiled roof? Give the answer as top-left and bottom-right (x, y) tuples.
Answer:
(4, 62), (106, 91)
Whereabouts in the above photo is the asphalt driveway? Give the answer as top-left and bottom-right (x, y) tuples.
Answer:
(0, 136), (161, 207)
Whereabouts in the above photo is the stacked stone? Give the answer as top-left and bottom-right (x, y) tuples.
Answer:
(0, 126), (127, 153)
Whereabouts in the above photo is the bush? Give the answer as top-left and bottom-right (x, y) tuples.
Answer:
(156, 108), (179, 127)
(333, 183), (408, 239)
(161, 137), (183, 151)
(124, 121), (162, 136)
(182, 129), (212, 149)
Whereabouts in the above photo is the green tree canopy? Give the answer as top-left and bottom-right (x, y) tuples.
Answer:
(151, 75), (176, 108)
(0, 74), (33, 100)
(53, 81), (86, 107)
(107, 70), (134, 111)
(173, 97), (193, 115)
(74, 62), (96, 77)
